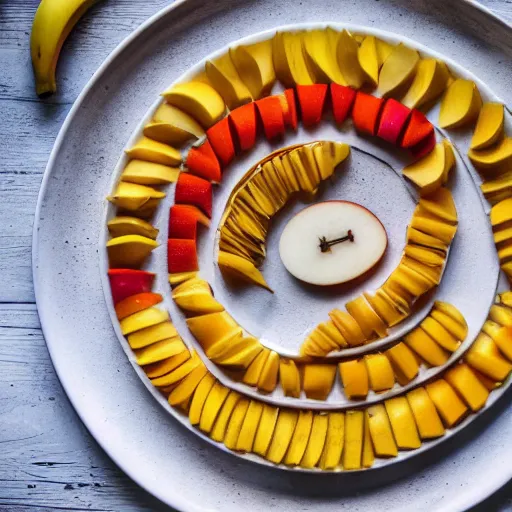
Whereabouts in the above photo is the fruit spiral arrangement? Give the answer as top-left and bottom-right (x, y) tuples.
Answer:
(103, 26), (512, 471)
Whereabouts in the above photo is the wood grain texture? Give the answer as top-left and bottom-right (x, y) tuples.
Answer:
(1, 1), (511, 510)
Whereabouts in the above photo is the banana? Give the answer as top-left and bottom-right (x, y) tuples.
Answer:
(31, 0), (99, 96)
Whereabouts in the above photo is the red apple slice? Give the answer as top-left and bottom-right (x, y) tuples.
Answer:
(206, 117), (235, 166)
(401, 109), (434, 149)
(255, 96), (285, 140)
(281, 88), (298, 130)
(186, 140), (222, 182)
(229, 102), (257, 151)
(296, 84), (328, 127)
(279, 201), (388, 286)
(330, 83), (356, 124)
(167, 239), (199, 273)
(108, 268), (155, 305)
(175, 173), (213, 217)
(351, 91), (384, 136)
(377, 98), (411, 145)
(168, 204), (210, 239)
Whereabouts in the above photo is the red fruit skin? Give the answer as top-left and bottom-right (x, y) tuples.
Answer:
(377, 99), (411, 145)
(229, 102), (257, 151)
(255, 96), (285, 140)
(108, 268), (155, 305)
(206, 117), (235, 167)
(296, 84), (328, 127)
(175, 173), (212, 218)
(409, 130), (437, 160)
(330, 83), (356, 124)
(401, 109), (435, 149)
(167, 239), (199, 273)
(282, 89), (298, 130)
(186, 140), (222, 183)
(351, 92), (384, 136)
(168, 205), (199, 239)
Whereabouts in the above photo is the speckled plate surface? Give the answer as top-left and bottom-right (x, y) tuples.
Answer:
(33, 1), (512, 510)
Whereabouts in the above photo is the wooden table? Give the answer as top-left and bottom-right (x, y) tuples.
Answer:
(1, 1), (511, 510)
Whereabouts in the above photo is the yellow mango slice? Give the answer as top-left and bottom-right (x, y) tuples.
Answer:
(303, 363), (337, 400)
(404, 328), (449, 366)
(213, 337), (263, 369)
(402, 59), (450, 109)
(385, 342), (419, 385)
(433, 301), (467, 331)
(445, 363), (489, 411)
(384, 264), (434, 299)
(378, 43), (419, 98)
(135, 336), (186, 366)
(120, 307), (168, 336)
(329, 309), (366, 346)
(302, 29), (346, 84)
(243, 348), (270, 386)
(401, 256), (443, 286)
(172, 278), (225, 315)
(375, 38), (394, 68)
(489, 304), (512, 327)
(151, 351), (201, 388)
(404, 245), (445, 267)
(206, 332), (250, 361)
(465, 332), (512, 381)
(339, 359), (369, 399)
(301, 330), (339, 357)
(468, 137), (512, 171)
(367, 404), (397, 457)
(403, 143), (447, 196)
(334, 29), (366, 89)
(384, 397), (421, 449)
(107, 216), (158, 240)
(126, 136), (182, 166)
(430, 309), (467, 341)
(425, 379), (468, 427)
(205, 52), (252, 109)
(279, 359), (301, 398)
(362, 412), (375, 468)
(168, 271), (198, 286)
(199, 381), (230, 434)
(410, 211), (457, 244)
(470, 102), (504, 150)
(266, 409), (299, 464)
(288, 149), (317, 193)
(406, 226), (448, 253)
(418, 187), (458, 224)
(284, 410), (313, 466)
(186, 311), (242, 352)
(318, 320), (349, 348)
(420, 316), (460, 352)
(189, 372), (216, 426)
(107, 234), (158, 268)
(494, 226), (512, 245)
(168, 363), (208, 406)
(364, 290), (407, 327)
(501, 292), (512, 308)
(143, 350), (190, 379)
(162, 81), (226, 128)
(300, 413), (328, 469)
(253, 404), (279, 457)
(319, 412), (345, 470)
(439, 79), (482, 129)
(483, 322), (512, 361)
(230, 39), (276, 99)
(236, 400), (264, 452)
(224, 398), (250, 450)
(257, 350), (280, 393)
(491, 198), (512, 228)
(121, 159), (179, 186)
(346, 295), (387, 339)
(218, 251), (272, 292)
(406, 387), (445, 439)
(210, 391), (241, 442)
(357, 35), (379, 87)
(343, 410), (364, 470)
(272, 31), (314, 87)
(107, 181), (165, 211)
(365, 353), (395, 392)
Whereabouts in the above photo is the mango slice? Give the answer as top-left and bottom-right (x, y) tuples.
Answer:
(402, 59), (450, 109)
(339, 359), (369, 399)
(491, 198), (512, 228)
(470, 102), (504, 150)
(168, 271), (198, 286)
(375, 38), (394, 68)
(230, 39), (276, 99)
(378, 43), (419, 98)
(489, 304), (512, 327)
(213, 336), (263, 369)
(108, 216), (159, 240)
(243, 348), (270, 386)
(224, 398), (250, 450)
(253, 404), (279, 457)
(385, 397), (421, 449)
(168, 363), (208, 407)
(303, 364), (337, 400)
(144, 353), (191, 381)
(406, 387), (445, 439)
(285, 410), (313, 466)
(438, 79), (482, 129)
(107, 181), (165, 211)
(135, 336), (187, 366)
(410, 211), (457, 245)
(335, 29), (366, 89)
(199, 381), (230, 434)
(357, 35), (379, 87)
(365, 353), (395, 392)
(120, 306), (168, 335)
(266, 409), (299, 464)
(343, 410), (364, 470)
(385, 342), (419, 385)
(186, 311), (242, 352)
(107, 234), (158, 268)
(404, 328), (449, 366)
(151, 351), (201, 388)
(126, 136), (181, 166)
(420, 316), (460, 352)
(210, 391), (241, 442)
(364, 290), (407, 327)
(430, 309), (467, 341)
(303, 29), (346, 84)
(128, 321), (178, 349)
(257, 350), (280, 393)
(205, 52), (252, 110)
(329, 309), (366, 346)
(404, 245), (445, 267)
(468, 137), (512, 171)
(218, 251), (273, 292)
(401, 256), (443, 285)
(367, 404), (397, 457)
(172, 278), (224, 315)
(319, 412), (345, 469)
(406, 225), (448, 253)
(236, 401), (264, 452)
(445, 363), (489, 411)
(300, 413), (328, 468)
(319, 320), (349, 348)
(362, 412), (375, 468)
(121, 159), (179, 185)
(189, 372), (216, 425)
(418, 187), (458, 224)
(279, 359), (301, 398)
(162, 81), (226, 128)
(465, 332), (512, 381)
(272, 31), (314, 87)
(483, 321), (512, 361)
(425, 379), (468, 427)
(346, 295), (388, 339)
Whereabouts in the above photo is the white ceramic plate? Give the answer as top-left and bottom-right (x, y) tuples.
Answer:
(33, 0), (512, 510)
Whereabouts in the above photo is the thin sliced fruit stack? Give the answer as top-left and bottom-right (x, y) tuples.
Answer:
(103, 25), (512, 472)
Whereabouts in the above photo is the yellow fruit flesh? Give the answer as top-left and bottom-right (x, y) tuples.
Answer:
(144, 350), (191, 379)
(335, 29), (366, 89)
(107, 234), (159, 268)
(402, 143), (445, 196)
(300, 413), (329, 468)
(470, 102), (505, 150)
(404, 245), (446, 267)
(319, 320), (349, 348)
(329, 309), (366, 346)
(189, 372), (216, 426)
(135, 337), (187, 366)
(284, 410), (313, 466)
(385, 397), (421, 449)
(120, 307), (169, 336)
(378, 43), (419, 98)
(199, 381), (230, 434)
(468, 137), (512, 171)
(172, 279), (225, 315)
(272, 31), (314, 87)
(343, 410), (364, 470)
(279, 359), (301, 398)
(406, 387), (445, 439)
(365, 354), (395, 392)
(151, 352), (201, 388)
(236, 401), (264, 452)
(445, 363), (489, 411)
(107, 216), (159, 240)
(253, 404), (279, 457)
(439, 79), (482, 129)
(357, 35), (379, 87)
(121, 159), (179, 185)
(214, 338), (264, 369)
(224, 398), (250, 450)
(404, 328), (449, 367)
(346, 295), (387, 339)
(465, 332), (512, 380)
(385, 342), (419, 384)
(128, 321), (179, 349)
(243, 349), (270, 386)
(402, 59), (450, 109)
(303, 364), (337, 400)
(367, 404), (398, 457)
(257, 351), (280, 393)
(375, 38), (394, 68)
(425, 379), (468, 427)
(126, 136), (182, 166)
(406, 226), (448, 253)
(431, 309), (468, 341)
(364, 291), (407, 328)
(168, 271), (198, 286)
(210, 391), (241, 443)
(218, 251), (272, 292)
(362, 412), (375, 468)
(491, 198), (512, 228)
(266, 409), (299, 464)
(150, 102), (205, 142)
(108, 181), (165, 211)
(340, 359), (369, 399)
(418, 188), (458, 224)
(168, 364), (209, 406)
(410, 213), (457, 244)
(319, 412), (345, 469)
(420, 316), (460, 352)
(186, 311), (242, 352)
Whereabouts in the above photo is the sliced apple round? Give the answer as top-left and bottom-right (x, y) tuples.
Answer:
(278, 201), (388, 286)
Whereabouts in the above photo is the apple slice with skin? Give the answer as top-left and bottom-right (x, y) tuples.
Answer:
(378, 43), (420, 98)
(206, 117), (235, 167)
(175, 173), (212, 217)
(125, 136), (181, 166)
(330, 83), (356, 124)
(400, 109), (434, 149)
(108, 268), (155, 305)
(438, 79), (482, 129)
(279, 201), (387, 286)
(272, 31), (314, 87)
(377, 98), (411, 145)
(296, 84), (328, 127)
(255, 96), (285, 140)
(229, 102), (257, 151)
(351, 91), (384, 136)
(186, 140), (222, 182)
(470, 102), (504, 150)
